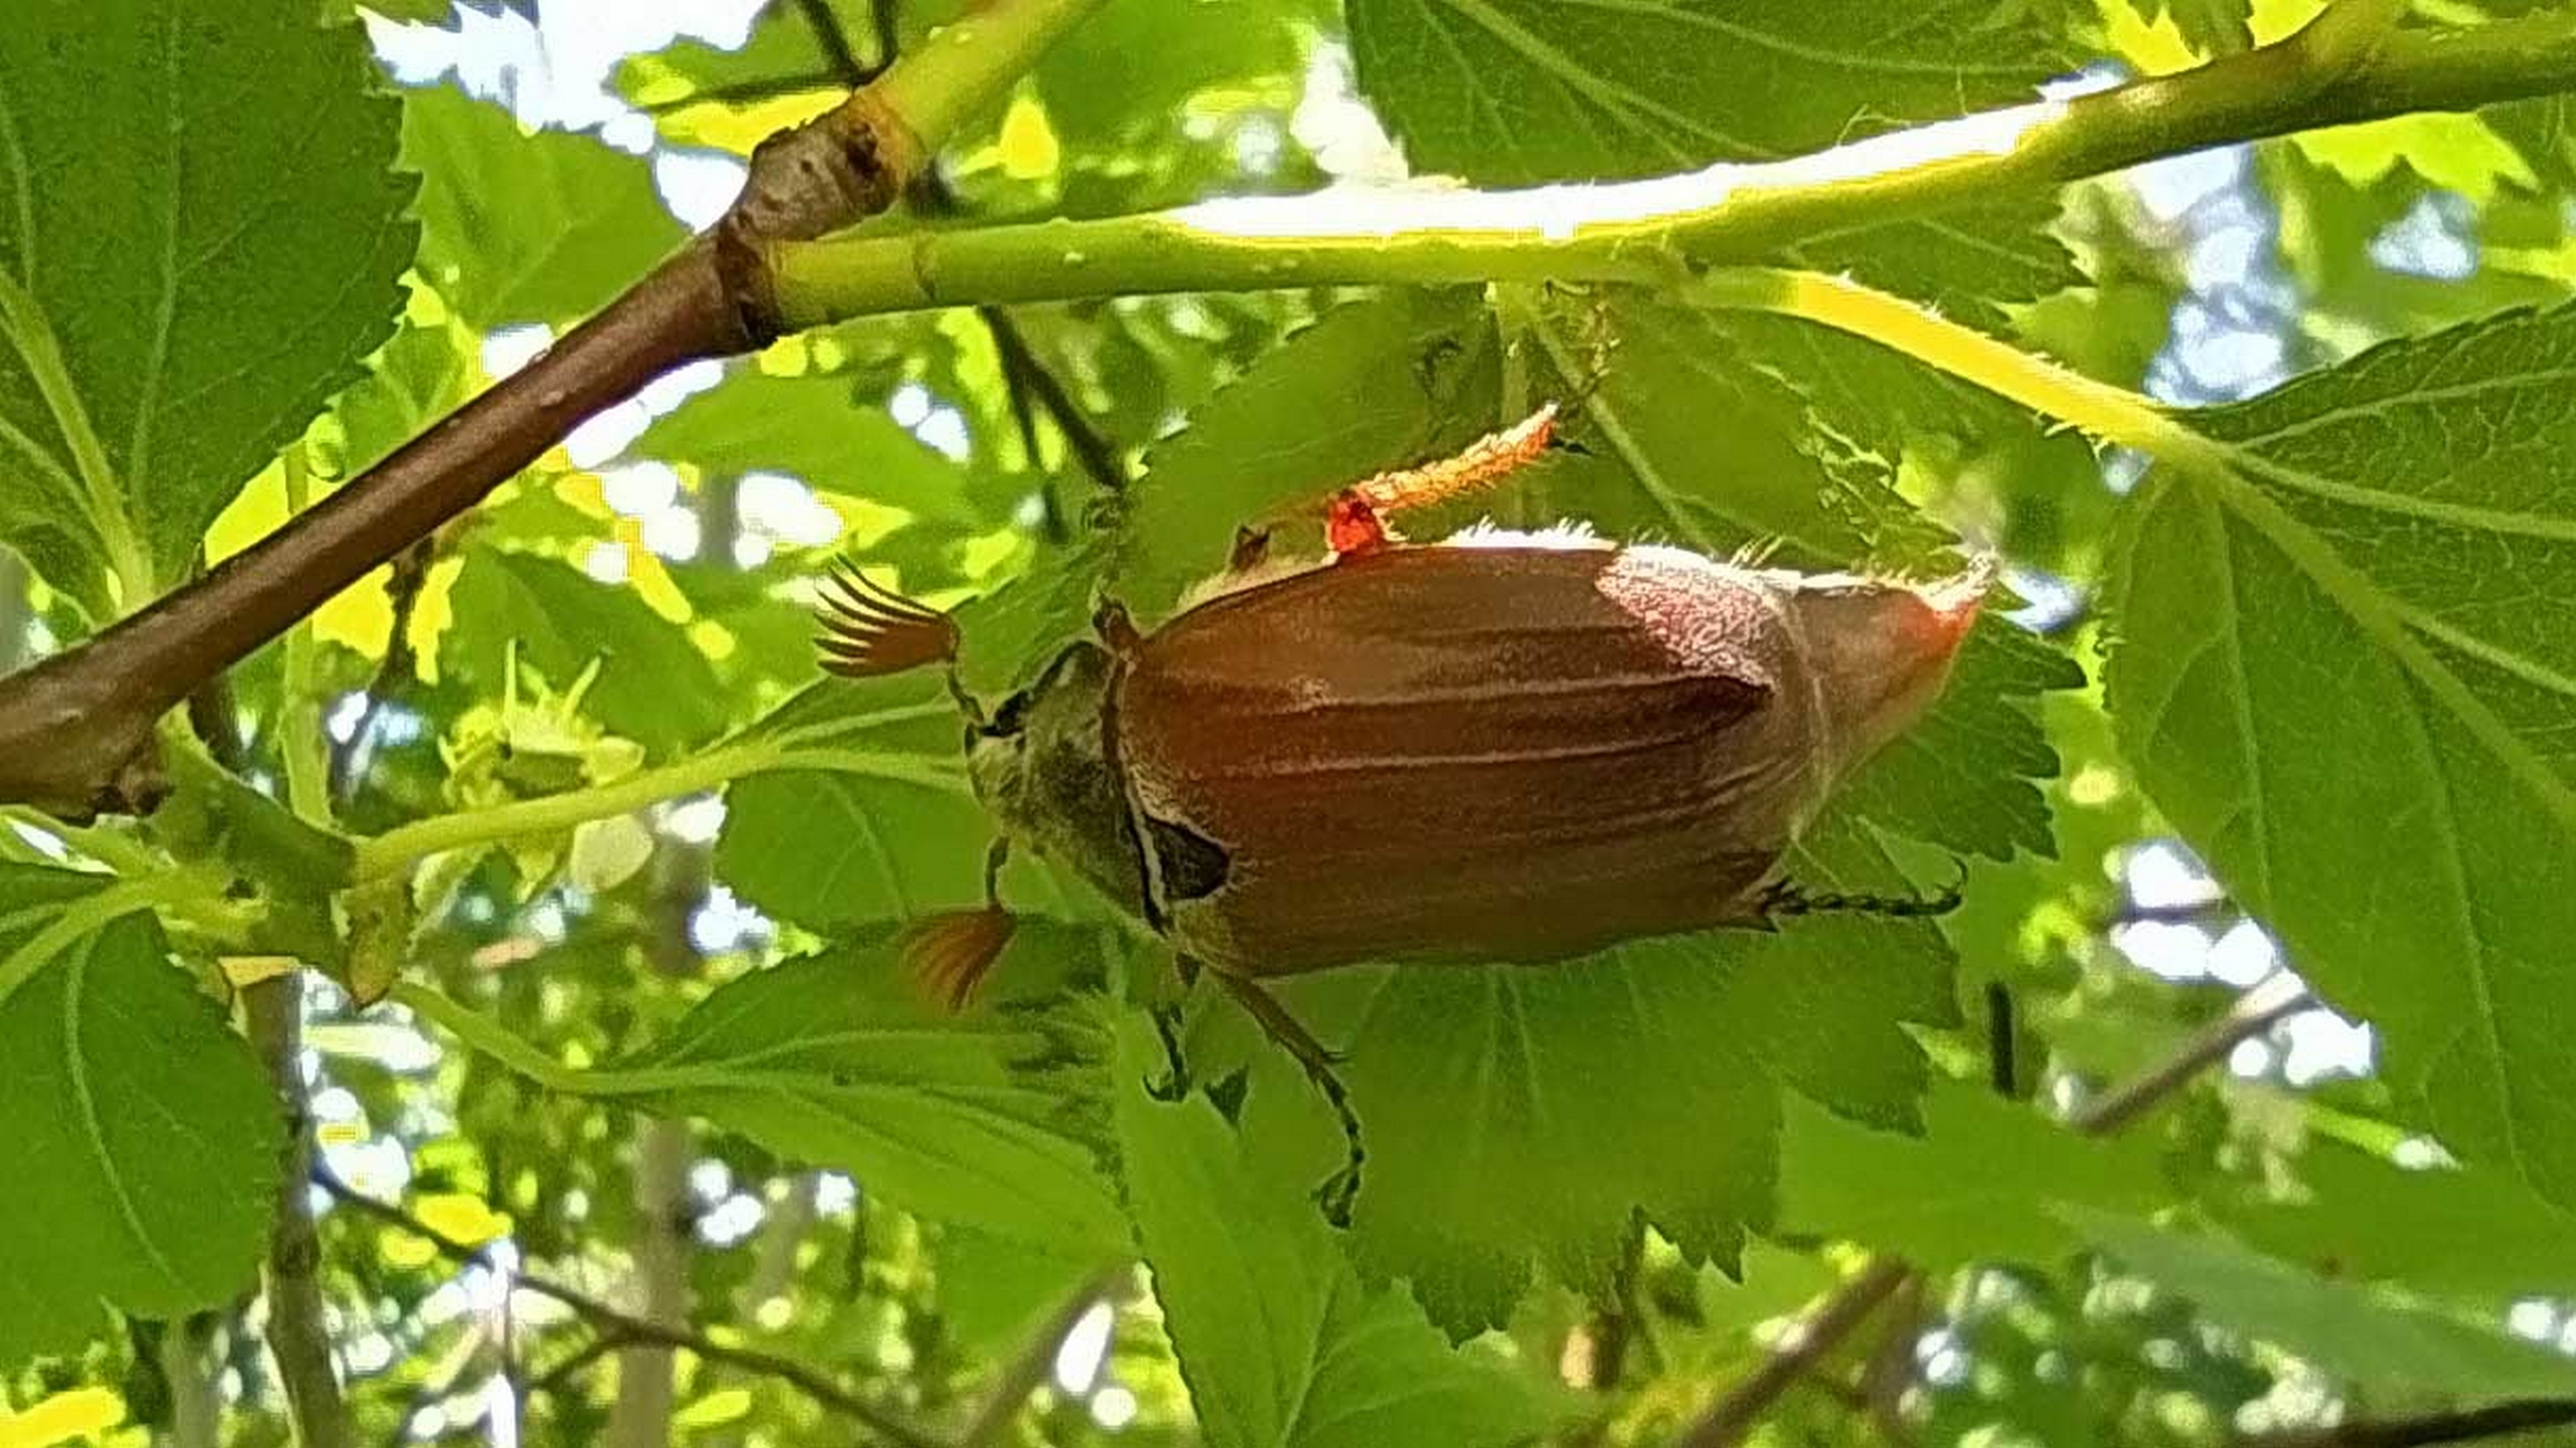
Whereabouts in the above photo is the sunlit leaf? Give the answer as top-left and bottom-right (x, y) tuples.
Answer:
(631, 368), (986, 526)
(1117, 1018), (1574, 1447)
(2069, 1211), (2576, 1398)
(611, 932), (1128, 1254)
(402, 84), (689, 329)
(1345, 0), (2071, 173)
(0, 868), (276, 1367)
(1777, 1080), (2165, 1268)
(712, 674), (994, 928)
(2108, 305), (2576, 1203)
(0, 4), (413, 600)
(2221, 1143), (2576, 1301)
(1120, 290), (1503, 620)
(950, 532), (1110, 697)
(440, 549), (731, 755)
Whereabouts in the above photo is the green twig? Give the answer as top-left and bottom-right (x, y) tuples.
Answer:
(277, 444), (335, 825)
(347, 731), (965, 885)
(770, 7), (2576, 324)
(389, 981), (587, 1096)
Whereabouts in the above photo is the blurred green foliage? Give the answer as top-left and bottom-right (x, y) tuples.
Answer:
(4, 1), (2575, 1445)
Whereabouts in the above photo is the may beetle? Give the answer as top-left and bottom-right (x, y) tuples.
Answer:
(817, 404), (1987, 1219)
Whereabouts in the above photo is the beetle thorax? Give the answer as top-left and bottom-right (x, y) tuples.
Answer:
(968, 641), (1150, 918)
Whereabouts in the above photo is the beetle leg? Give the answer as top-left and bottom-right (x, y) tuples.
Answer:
(1092, 597), (1144, 656)
(1144, 954), (1204, 1102)
(1227, 525), (1272, 573)
(1759, 858), (1968, 921)
(1145, 1000), (1194, 1102)
(1214, 972), (1365, 1229)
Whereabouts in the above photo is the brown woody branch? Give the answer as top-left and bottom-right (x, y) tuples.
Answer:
(0, 0), (1100, 821)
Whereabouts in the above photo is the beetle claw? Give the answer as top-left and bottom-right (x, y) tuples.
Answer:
(1144, 1000), (1193, 1101)
(1314, 1164), (1361, 1231)
(1215, 972), (1365, 1228)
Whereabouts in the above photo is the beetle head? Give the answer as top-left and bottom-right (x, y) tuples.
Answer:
(1771, 559), (1990, 781)
(967, 640), (1151, 920)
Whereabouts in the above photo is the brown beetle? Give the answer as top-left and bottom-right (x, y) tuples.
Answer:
(817, 407), (1987, 1218)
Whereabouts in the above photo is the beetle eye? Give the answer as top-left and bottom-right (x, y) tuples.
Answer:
(982, 690), (1031, 737)
(1144, 816), (1231, 902)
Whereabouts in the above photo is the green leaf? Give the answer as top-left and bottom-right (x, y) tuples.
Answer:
(1030, 0), (1315, 157)
(402, 85), (689, 330)
(631, 368), (986, 526)
(1709, 308), (2105, 563)
(0, 4), (414, 599)
(2066, 1211), (2576, 1399)
(610, 932), (1127, 1255)
(1797, 199), (2084, 315)
(2220, 1143), (2576, 1301)
(1313, 823), (1960, 1339)
(1120, 290), (1503, 619)
(1345, 0), (2072, 175)
(1115, 1017), (1573, 1448)
(1330, 949), (1781, 1337)
(932, 1229), (1107, 1356)
(0, 867), (277, 1367)
(1732, 815), (1965, 1127)
(1776, 1080), (2164, 1269)
(1510, 300), (1920, 564)
(951, 533), (1111, 697)
(313, 313), (478, 481)
(715, 675), (1095, 931)
(2127, 0), (2253, 54)
(440, 550), (730, 755)
(2107, 305), (2576, 1203)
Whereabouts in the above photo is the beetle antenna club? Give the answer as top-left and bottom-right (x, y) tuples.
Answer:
(1327, 403), (1561, 555)
(898, 840), (1019, 1011)
(815, 557), (962, 681)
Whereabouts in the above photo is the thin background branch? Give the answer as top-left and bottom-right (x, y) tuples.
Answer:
(1674, 974), (2317, 1448)
(317, 1170), (944, 1448)
(246, 973), (357, 1448)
